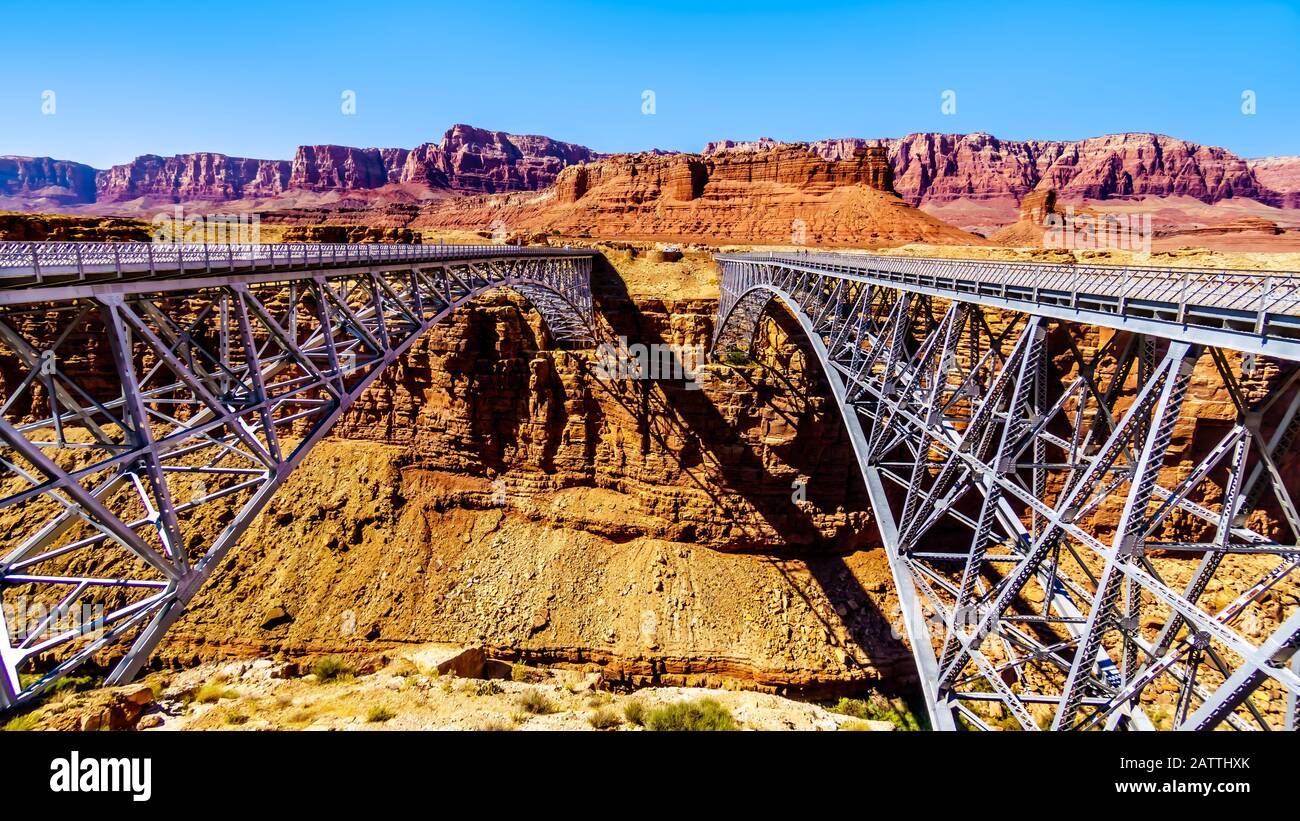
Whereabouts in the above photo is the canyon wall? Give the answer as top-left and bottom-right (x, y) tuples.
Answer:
(415, 145), (983, 246)
(156, 262), (915, 695)
(0, 155), (99, 206)
(1250, 156), (1300, 208)
(10, 130), (1289, 220)
(706, 132), (1280, 207)
(29, 125), (601, 207)
(95, 153), (292, 203)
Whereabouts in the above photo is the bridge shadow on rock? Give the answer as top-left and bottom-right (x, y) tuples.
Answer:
(583, 254), (921, 700)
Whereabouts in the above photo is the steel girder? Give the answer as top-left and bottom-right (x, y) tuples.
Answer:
(0, 245), (593, 708)
(713, 254), (1300, 731)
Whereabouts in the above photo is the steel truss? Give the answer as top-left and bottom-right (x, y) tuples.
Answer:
(714, 253), (1300, 731)
(0, 243), (593, 708)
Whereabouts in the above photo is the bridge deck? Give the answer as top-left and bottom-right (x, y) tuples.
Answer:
(0, 242), (593, 303)
(718, 251), (1300, 360)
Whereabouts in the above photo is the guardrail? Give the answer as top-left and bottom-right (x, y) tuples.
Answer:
(0, 242), (591, 282)
(721, 251), (1300, 325)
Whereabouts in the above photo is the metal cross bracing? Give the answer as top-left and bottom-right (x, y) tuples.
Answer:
(713, 252), (1300, 731)
(0, 242), (594, 709)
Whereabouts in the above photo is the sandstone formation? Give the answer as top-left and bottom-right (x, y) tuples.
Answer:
(0, 212), (151, 242)
(95, 152), (291, 202)
(707, 131), (1283, 208)
(149, 270), (912, 695)
(1249, 156), (1300, 208)
(414, 144), (980, 247)
(400, 124), (601, 194)
(19, 125), (599, 209)
(0, 155), (98, 206)
(289, 145), (409, 191)
(279, 224), (420, 244)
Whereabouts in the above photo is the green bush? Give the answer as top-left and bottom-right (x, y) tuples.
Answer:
(517, 690), (555, 715)
(367, 705), (396, 723)
(623, 700), (646, 726)
(195, 681), (239, 704)
(225, 712), (249, 726)
(721, 349), (753, 367)
(475, 680), (504, 697)
(839, 719), (875, 731)
(2, 712), (40, 731)
(645, 698), (737, 731)
(588, 708), (622, 730)
(311, 656), (356, 684)
(829, 696), (922, 731)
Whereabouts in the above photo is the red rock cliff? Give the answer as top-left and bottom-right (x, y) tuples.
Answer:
(0, 156), (99, 205)
(95, 153), (291, 202)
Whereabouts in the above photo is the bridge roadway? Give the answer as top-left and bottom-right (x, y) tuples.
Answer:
(2, 241), (1299, 730)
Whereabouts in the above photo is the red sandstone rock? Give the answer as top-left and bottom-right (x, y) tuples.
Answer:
(0, 155), (99, 204)
(1248, 156), (1300, 208)
(708, 132), (1280, 208)
(95, 152), (291, 202)
(420, 144), (972, 247)
(399, 124), (601, 194)
(87, 124), (600, 206)
(290, 145), (409, 191)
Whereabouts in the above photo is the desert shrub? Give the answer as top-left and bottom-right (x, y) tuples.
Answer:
(588, 708), (622, 730)
(225, 712), (249, 726)
(195, 681), (239, 704)
(721, 349), (752, 367)
(475, 681), (504, 697)
(829, 696), (922, 731)
(517, 690), (555, 715)
(623, 700), (646, 726)
(311, 656), (356, 683)
(2, 712), (40, 731)
(511, 663), (546, 683)
(645, 698), (736, 731)
(367, 705), (396, 723)
(839, 719), (875, 731)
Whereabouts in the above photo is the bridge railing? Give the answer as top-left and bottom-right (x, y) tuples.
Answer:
(0, 241), (591, 282)
(724, 251), (1300, 321)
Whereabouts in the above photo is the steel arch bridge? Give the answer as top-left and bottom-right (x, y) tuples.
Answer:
(714, 251), (1300, 731)
(0, 242), (594, 709)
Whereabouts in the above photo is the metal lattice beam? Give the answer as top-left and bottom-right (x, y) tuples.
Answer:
(0, 242), (594, 708)
(714, 252), (1300, 731)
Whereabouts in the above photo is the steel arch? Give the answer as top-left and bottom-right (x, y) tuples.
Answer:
(0, 243), (594, 708)
(713, 253), (1300, 731)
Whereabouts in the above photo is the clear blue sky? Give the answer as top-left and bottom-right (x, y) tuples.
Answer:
(2, 0), (1297, 168)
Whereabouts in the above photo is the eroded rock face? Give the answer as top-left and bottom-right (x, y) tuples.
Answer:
(80, 124), (601, 206)
(1249, 156), (1300, 208)
(400, 124), (601, 193)
(1035, 133), (1261, 203)
(421, 145), (975, 247)
(95, 153), (291, 202)
(708, 132), (1280, 207)
(0, 156), (98, 204)
(149, 268), (915, 696)
(289, 145), (409, 191)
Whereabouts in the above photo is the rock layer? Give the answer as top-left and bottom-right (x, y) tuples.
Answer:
(417, 145), (978, 247)
(708, 132), (1281, 207)
(0, 156), (99, 205)
(89, 125), (600, 205)
(95, 153), (291, 202)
